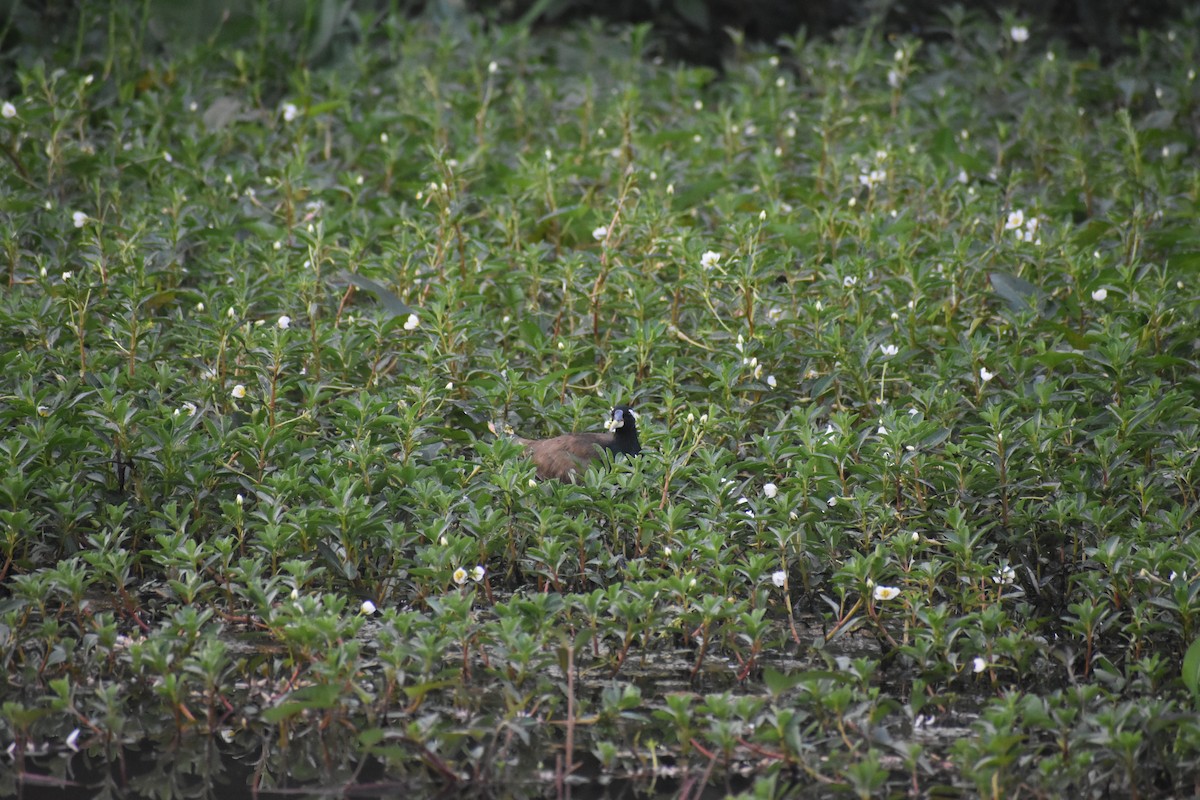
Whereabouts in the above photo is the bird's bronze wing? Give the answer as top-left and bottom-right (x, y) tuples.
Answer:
(524, 432), (611, 482)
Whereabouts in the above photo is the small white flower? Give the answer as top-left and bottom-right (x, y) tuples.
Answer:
(65, 728), (81, 752)
(178, 401), (197, 417)
(1091, 288), (1108, 302)
(528, 479), (537, 488)
(72, 211), (88, 228)
(231, 384), (246, 399)
(445, 381), (454, 391)
(994, 565), (1016, 585)
(281, 102), (299, 122)
(700, 250), (721, 270)
(1, 101), (15, 119)
(842, 275), (858, 288)
(471, 565), (486, 582)
(771, 570), (787, 588)
(860, 168), (887, 188)
(360, 600), (377, 615)
(872, 585), (900, 601)
(277, 315), (291, 329)
(236, 493), (244, 506)
(973, 656), (988, 673)
(880, 343), (898, 358)
(403, 313), (419, 331)
(592, 225), (608, 241)
(980, 366), (995, 383)
(1010, 25), (1029, 43)
(487, 61), (499, 74)
(453, 567), (468, 585)
(766, 375), (777, 388)
(36, 405), (50, 417)
(61, 271), (73, 281)
(687, 412), (695, 424)
(1004, 210), (1024, 230)
(763, 483), (778, 499)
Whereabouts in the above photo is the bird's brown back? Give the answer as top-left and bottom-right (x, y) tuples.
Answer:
(519, 432), (614, 482)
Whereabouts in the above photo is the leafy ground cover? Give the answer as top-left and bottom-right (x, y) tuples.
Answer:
(2, 4), (1200, 797)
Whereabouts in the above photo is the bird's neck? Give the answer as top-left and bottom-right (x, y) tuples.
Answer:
(609, 429), (640, 455)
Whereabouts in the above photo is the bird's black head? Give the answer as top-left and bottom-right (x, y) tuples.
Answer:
(606, 405), (641, 456)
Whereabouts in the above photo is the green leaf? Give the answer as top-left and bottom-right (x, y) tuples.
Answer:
(763, 668), (854, 697)
(988, 271), (1041, 313)
(918, 428), (951, 449)
(140, 290), (181, 312)
(339, 273), (416, 319)
(358, 728), (385, 748)
(1167, 251), (1200, 272)
(672, 0), (710, 30)
(1182, 638), (1200, 702)
(989, 271), (1058, 318)
(1022, 350), (1084, 370)
(317, 540), (358, 580)
(262, 684), (342, 722)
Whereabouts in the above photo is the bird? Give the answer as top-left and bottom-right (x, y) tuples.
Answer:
(491, 405), (641, 482)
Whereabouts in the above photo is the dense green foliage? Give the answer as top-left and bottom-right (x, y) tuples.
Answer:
(2, 3), (1200, 796)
